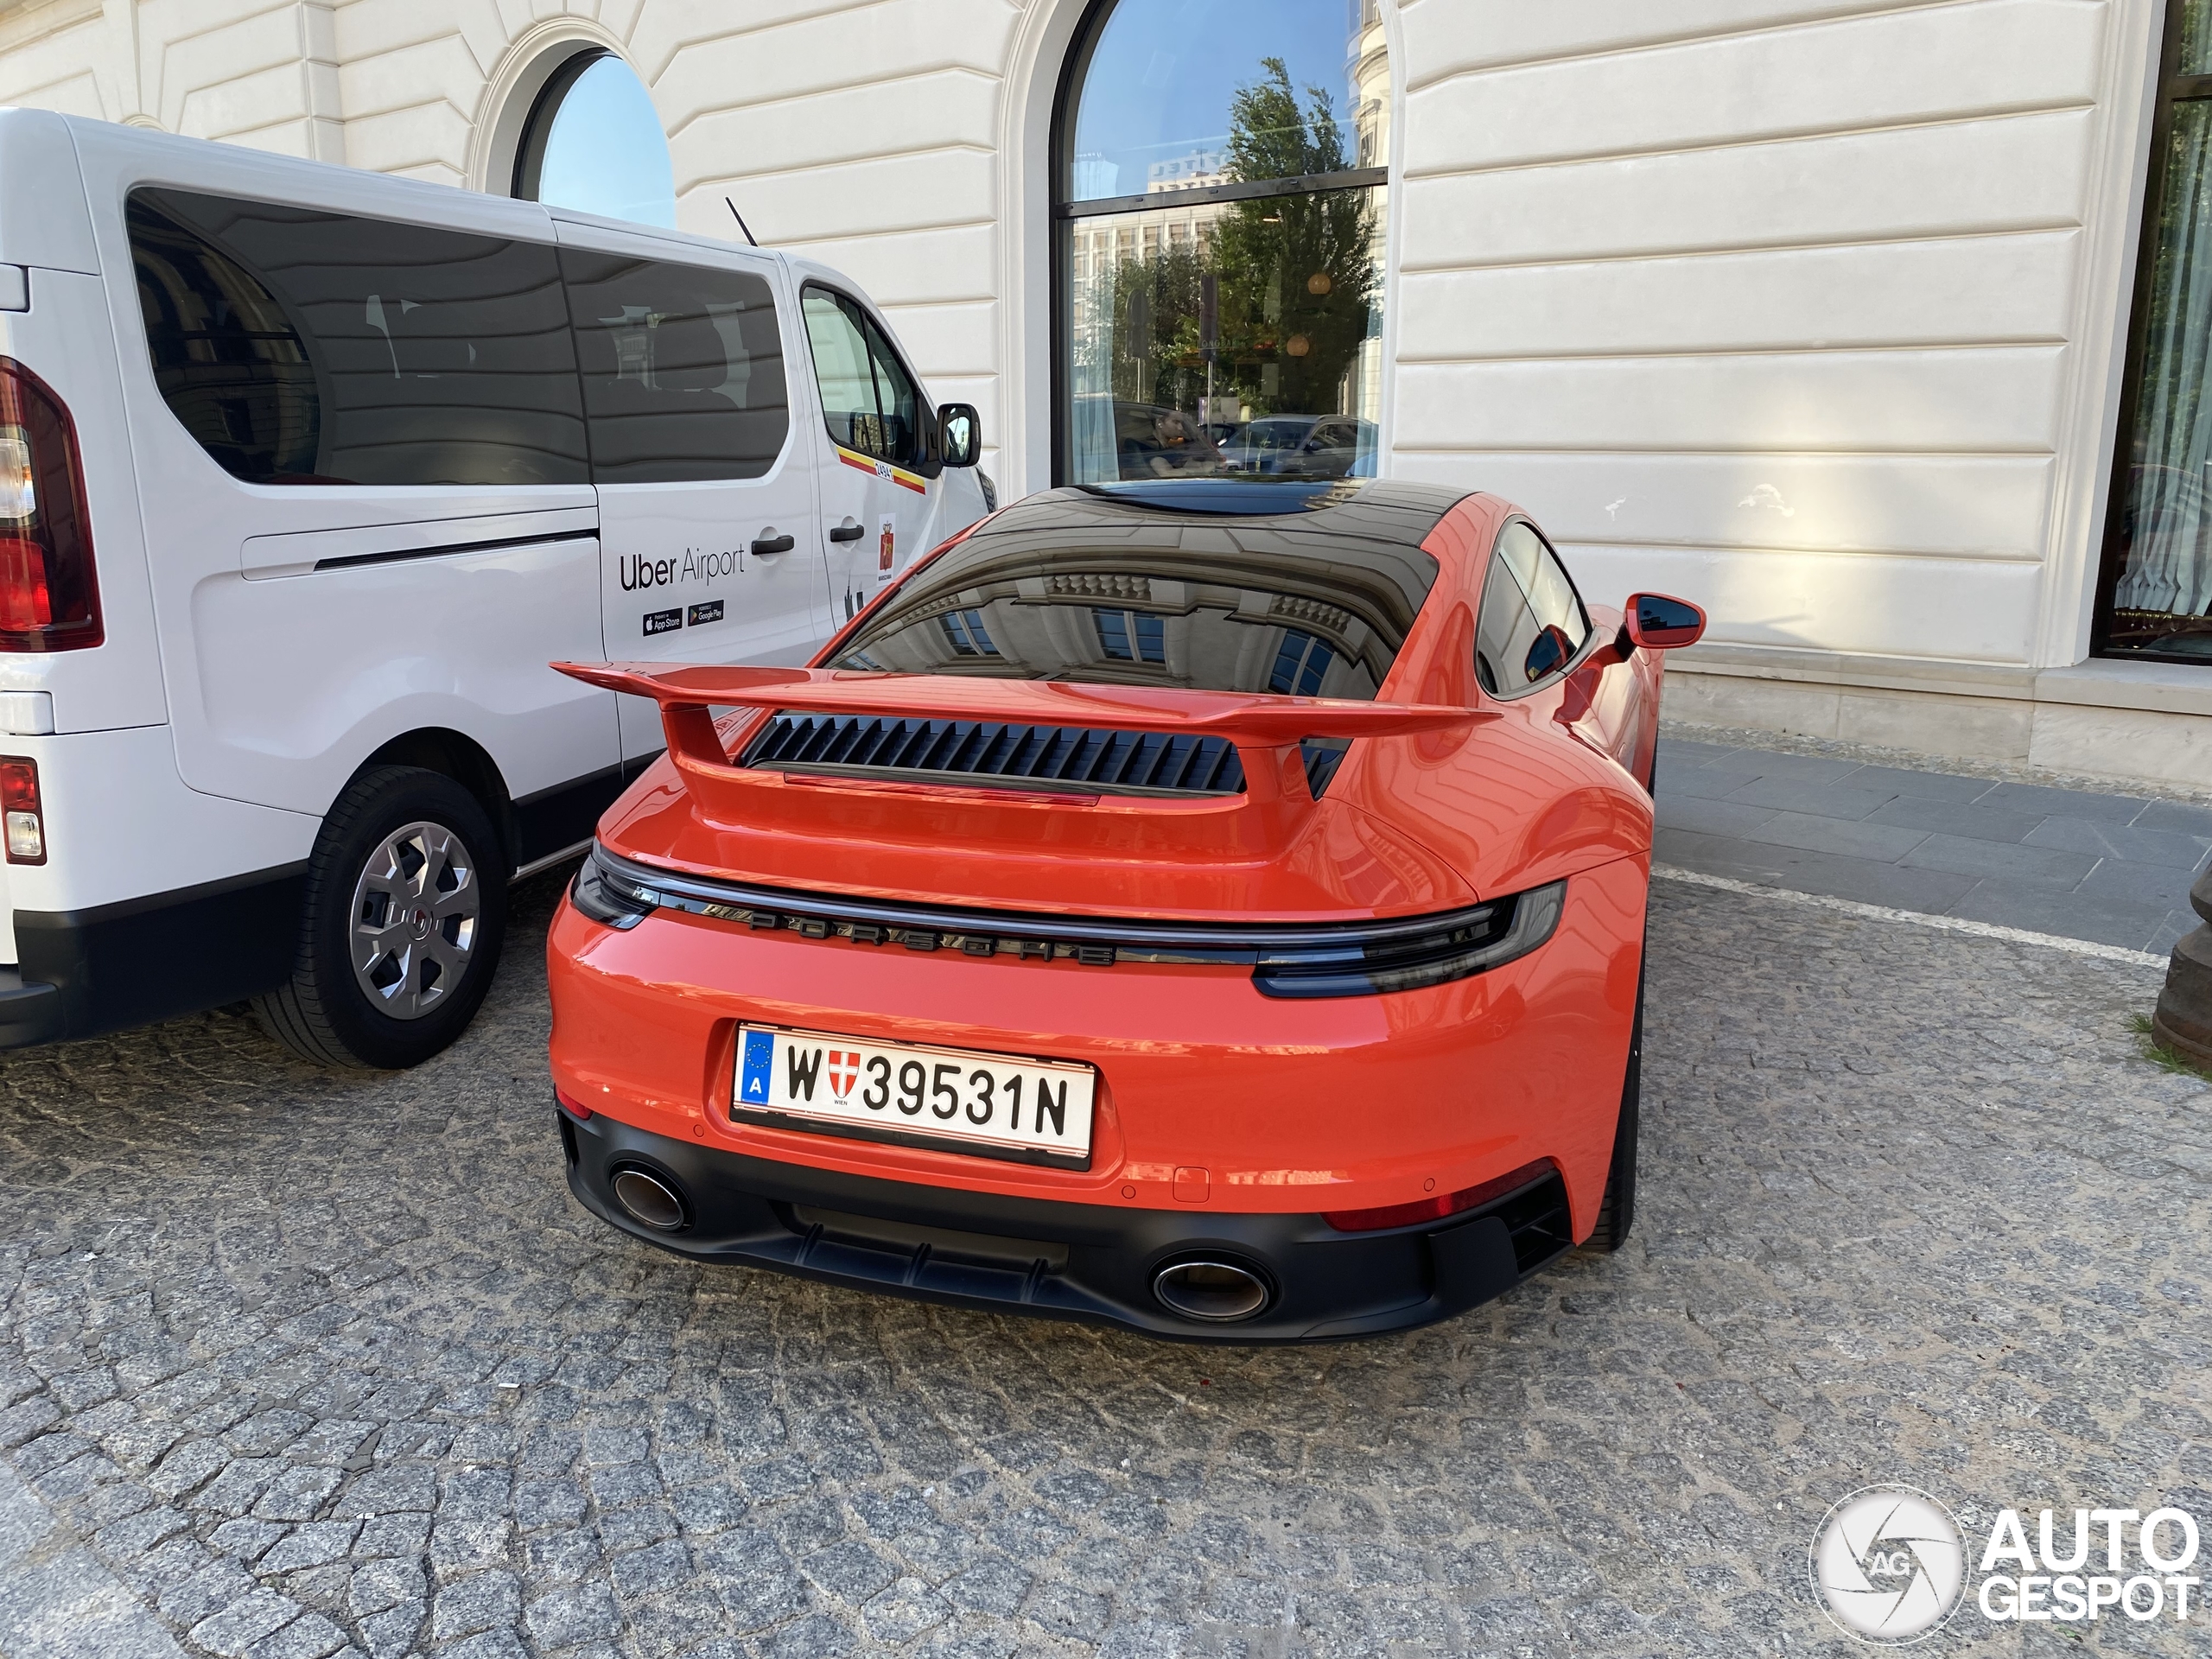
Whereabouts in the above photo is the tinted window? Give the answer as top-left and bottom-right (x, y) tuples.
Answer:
(562, 250), (790, 483)
(129, 188), (586, 486)
(830, 505), (1435, 695)
(802, 288), (921, 467)
(1476, 521), (1591, 696)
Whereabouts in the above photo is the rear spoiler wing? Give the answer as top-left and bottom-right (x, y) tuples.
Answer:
(553, 662), (1489, 766)
(550, 662), (1492, 857)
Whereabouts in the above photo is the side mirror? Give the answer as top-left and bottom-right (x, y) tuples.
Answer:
(1624, 592), (1706, 651)
(938, 403), (982, 468)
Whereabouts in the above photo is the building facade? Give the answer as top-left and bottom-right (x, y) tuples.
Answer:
(0, 0), (2204, 786)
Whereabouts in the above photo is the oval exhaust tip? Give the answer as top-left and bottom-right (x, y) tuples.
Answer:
(611, 1166), (688, 1232)
(1152, 1257), (1270, 1323)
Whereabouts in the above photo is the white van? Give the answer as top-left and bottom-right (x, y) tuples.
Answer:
(0, 110), (990, 1066)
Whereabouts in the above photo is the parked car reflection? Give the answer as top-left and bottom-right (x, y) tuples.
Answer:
(1219, 414), (1376, 479)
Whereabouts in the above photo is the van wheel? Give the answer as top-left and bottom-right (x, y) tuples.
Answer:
(1584, 944), (1643, 1252)
(253, 766), (508, 1069)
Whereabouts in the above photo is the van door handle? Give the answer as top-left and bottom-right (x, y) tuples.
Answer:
(751, 533), (796, 555)
(828, 524), (864, 543)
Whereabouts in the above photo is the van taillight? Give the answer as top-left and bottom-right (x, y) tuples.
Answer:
(0, 757), (43, 863)
(0, 359), (99, 652)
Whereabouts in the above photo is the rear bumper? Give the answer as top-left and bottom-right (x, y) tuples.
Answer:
(0, 965), (61, 1046)
(0, 864), (303, 1047)
(558, 1103), (1573, 1342)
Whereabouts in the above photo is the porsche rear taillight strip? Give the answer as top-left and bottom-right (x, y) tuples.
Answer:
(573, 846), (1568, 998)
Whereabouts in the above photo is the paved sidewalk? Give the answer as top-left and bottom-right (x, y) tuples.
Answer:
(1654, 735), (2212, 955)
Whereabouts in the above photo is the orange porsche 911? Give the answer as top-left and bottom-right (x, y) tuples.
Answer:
(546, 479), (1704, 1340)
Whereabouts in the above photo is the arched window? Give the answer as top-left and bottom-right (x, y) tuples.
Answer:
(512, 50), (677, 230)
(1055, 0), (1389, 485)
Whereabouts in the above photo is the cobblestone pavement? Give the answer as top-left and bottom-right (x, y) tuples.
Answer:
(0, 868), (2207, 1659)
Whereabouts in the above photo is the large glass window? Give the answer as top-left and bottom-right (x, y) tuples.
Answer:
(512, 51), (677, 231)
(2101, 1), (2212, 661)
(129, 188), (588, 486)
(1055, 0), (1389, 485)
(561, 251), (790, 483)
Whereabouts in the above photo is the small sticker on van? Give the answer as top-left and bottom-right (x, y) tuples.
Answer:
(644, 607), (683, 636)
(688, 601), (724, 627)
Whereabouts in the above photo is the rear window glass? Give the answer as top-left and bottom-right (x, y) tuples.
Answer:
(128, 188), (587, 486)
(830, 518), (1438, 699)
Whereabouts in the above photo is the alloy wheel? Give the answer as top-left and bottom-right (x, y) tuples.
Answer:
(348, 819), (481, 1020)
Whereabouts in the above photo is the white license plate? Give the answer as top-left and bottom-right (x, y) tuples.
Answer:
(732, 1025), (1096, 1169)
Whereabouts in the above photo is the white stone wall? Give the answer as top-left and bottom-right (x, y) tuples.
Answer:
(0, 0), (2168, 698)
(1389, 0), (2154, 682)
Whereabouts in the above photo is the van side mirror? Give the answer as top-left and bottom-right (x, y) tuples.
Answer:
(938, 403), (982, 468)
(1624, 592), (1706, 650)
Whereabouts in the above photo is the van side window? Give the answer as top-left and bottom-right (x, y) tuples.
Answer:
(802, 287), (920, 467)
(128, 195), (321, 480)
(1475, 521), (1591, 696)
(126, 188), (587, 487)
(560, 251), (790, 484)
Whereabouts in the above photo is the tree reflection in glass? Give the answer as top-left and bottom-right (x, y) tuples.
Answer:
(1061, 3), (1389, 486)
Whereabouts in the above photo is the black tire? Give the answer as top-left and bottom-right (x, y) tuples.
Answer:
(253, 766), (508, 1069)
(1584, 943), (1644, 1252)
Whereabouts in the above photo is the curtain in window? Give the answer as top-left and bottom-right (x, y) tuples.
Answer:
(2118, 101), (2212, 623)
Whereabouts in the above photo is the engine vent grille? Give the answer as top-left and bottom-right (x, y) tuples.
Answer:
(743, 713), (1247, 797)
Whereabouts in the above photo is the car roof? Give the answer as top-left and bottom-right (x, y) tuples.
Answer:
(997, 478), (1473, 545)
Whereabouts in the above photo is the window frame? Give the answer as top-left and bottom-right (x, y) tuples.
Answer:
(2094, 0), (2212, 663)
(1093, 605), (1167, 664)
(1268, 627), (1337, 696)
(938, 608), (1001, 658)
(512, 48), (609, 203)
(1473, 516), (1601, 702)
(1047, 0), (1391, 487)
(798, 281), (933, 474)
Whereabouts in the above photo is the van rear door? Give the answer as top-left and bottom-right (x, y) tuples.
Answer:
(552, 216), (827, 764)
